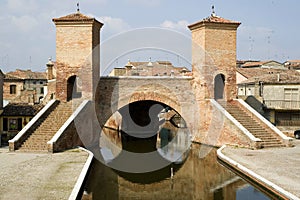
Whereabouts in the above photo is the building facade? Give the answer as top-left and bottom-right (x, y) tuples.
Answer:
(4, 69), (47, 104)
(237, 68), (300, 127)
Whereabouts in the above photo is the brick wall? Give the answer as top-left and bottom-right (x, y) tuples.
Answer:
(49, 121), (83, 152)
(54, 20), (102, 102)
(3, 81), (23, 101)
(190, 21), (240, 101)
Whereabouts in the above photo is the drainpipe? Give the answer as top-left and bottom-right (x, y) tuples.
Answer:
(259, 81), (264, 98)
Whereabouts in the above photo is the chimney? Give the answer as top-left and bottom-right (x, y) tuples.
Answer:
(46, 58), (54, 80)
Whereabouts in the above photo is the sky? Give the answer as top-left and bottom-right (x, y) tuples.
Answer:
(0, 0), (299, 73)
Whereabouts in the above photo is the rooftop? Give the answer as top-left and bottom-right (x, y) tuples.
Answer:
(240, 60), (283, 68)
(52, 12), (103, 26)
(237, 68), (300, 84)
(1, 103), (44, 116)
(188, 15), (241, 30)
(5, 69), (47, 80)
(110, 60), (191, 77)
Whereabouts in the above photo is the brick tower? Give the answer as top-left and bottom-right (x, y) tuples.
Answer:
(188, 10), (240, 101)
(52, 12), (103, 102)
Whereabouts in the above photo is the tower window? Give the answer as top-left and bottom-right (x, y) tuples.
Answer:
(10, 85), (16, 94)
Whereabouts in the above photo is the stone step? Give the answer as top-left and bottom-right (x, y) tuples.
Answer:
(262, 144), (286, 148)
(17, 101), (75, 151)
(218, 100), (285, 148)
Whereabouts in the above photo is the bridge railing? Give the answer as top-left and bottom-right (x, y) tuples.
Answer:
(8, 99), (59, 151)
(47, 100), (90, 153)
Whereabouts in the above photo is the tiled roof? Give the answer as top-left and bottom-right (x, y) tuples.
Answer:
(237, 68), (298, 79)
(188, 15), (241, 30)
(5, 69), (47, 80)
(202, 15), (240, 24)
(287, 60), (300, 63)
(52, 12), (103, 26)
(240, 60), (283, 68)
(1, 103), (44, 116)
(112, 60), (191, 77)
(241, 61), (267, 68)
(286, 60), (300, 69)
(53, 12), (94, 21)
(237, 68), (300, 84)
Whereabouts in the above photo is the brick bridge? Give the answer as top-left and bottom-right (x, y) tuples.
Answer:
(9, 11), (291, 153)
(50, 11), (243, 147)
(95, 77), (198, 136)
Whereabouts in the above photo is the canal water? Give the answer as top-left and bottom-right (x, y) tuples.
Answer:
(82, 122), (272, 200)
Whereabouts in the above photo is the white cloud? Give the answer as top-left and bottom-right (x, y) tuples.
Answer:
(11, 15), (39, 33)
(160, 20), (189, 32)
(7, 0), (39, 13)
(98, 16), (131, 34)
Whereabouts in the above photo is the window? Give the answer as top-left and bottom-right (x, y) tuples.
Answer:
(8, 118), (22, 131)
(40, 87), (44, 94)
(284, 88), (299, 109)
(8, 119), (17, 131)
(33, 81), (36, 84)
(10, 85), (16, 94)
(284, 88), (298, 101)
(40, 81), (43, 85)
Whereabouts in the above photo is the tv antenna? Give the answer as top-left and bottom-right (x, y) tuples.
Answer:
(248, 36), (254, 60)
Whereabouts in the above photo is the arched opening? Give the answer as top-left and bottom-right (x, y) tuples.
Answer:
(214, 74), (225, 100)
(67, 75), (81, 101)
(98, 100), (191, 177)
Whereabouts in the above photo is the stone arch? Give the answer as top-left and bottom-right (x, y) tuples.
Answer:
(67, 75), (81, 101)
(214, 74), (225, 100)
(95, 79), (196, 133)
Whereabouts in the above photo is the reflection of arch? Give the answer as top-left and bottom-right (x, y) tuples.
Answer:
(214, 74), (225, 100)
(67, 75), (81, 101)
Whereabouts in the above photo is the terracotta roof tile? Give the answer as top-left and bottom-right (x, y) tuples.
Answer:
(237, 68), (300, 84)
(237, 68), (297, 79)
(52, 12), (103, 26)
(1, 103), (44, 116)
(53, 12), (94, 21)
(240, 60), (282, 68)
(5, 69), (46, 80)
(188, 15), (241, 30)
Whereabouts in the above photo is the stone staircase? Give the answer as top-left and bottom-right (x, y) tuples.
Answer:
(218, 100), (285, 148)
(18, 101), (74, 152)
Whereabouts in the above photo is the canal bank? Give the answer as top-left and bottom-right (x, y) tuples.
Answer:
(217, 140), (300, 200)
(0, 147), (89, 200)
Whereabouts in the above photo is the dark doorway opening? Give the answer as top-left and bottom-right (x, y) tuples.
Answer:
(67, 75), (82, 101)
(214, 74), (225, 100)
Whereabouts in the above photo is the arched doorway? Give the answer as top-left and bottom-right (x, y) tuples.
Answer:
(67, 75), (82, 101)
(214, 74), (225, 100)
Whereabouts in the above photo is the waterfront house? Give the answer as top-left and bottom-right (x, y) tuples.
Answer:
(237, 68), (300, 130)
(0, 103), (43, 145)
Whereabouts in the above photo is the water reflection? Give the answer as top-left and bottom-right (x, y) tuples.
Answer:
(82, 143), (271, 200)
(98, 120), (190, 173)
(83, 118), (271, 199)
